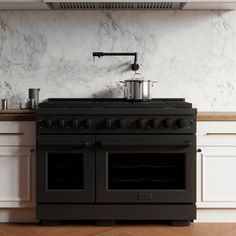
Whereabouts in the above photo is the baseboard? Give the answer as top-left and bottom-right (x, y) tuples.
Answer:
(196, 209), (236, 222)
(0, 208), (37, 223)
(0, 208), (236, 223)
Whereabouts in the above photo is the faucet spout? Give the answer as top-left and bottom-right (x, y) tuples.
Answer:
(92, 52), (139, 71)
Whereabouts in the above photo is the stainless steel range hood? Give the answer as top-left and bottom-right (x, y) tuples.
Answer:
(0, 0), (236, 10)
(44, 0), (236, 10)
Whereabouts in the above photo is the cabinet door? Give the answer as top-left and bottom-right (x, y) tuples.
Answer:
(197, 147), (236, 208)
(0, 147), (35, 207)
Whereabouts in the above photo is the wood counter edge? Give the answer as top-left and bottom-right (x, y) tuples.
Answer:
(0, 111), (236, 122)
(197, 112), (236, 121)
(0, 114), (35, 121)
(0, 109), (35, 114)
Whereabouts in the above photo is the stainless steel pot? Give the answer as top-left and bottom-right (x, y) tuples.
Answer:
(119, 80), (157, 100)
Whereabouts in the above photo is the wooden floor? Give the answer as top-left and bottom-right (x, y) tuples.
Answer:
(0, 223), (236, 236)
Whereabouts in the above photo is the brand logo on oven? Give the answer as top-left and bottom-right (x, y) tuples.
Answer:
(138, 192), (153, 201)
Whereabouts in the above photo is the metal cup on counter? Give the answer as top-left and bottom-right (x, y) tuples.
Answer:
(1, 99), (8, 110)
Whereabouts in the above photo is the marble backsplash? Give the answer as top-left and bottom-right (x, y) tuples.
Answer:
(0, 10), (235, 111)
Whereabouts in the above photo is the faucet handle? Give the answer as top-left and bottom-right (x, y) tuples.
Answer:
(131, 63), (139, 71)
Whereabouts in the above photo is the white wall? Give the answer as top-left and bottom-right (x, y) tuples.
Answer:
(0, 10), (235, 110)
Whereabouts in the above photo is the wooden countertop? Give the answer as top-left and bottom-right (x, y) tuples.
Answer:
(0, 110), (235, 122)
(0, 109), (35, 121)
(197, 112), (236, 121)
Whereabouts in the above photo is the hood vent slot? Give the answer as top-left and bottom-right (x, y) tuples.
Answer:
(47, 2), (186, 10)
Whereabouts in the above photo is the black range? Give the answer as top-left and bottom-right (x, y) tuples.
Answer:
(36, 98), (197, 226)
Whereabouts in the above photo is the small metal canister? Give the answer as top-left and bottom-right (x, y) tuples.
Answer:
(1, 99), (8, 110)
(28, 88), (40, 108)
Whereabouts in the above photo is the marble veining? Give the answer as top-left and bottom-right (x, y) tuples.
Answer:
(0, 10), (236, 111)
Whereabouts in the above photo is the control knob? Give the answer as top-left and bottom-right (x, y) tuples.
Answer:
(152, 119), (159, 129)
(85, 119), (92, 129)
(106, 119), (113, 129)
(45, 119), (53, 129)
(139, 119), (146, 129)
(72, 119), (79, 128)
(176, 119), (187, 129)
(119, 119), (126, 129)
(163, 119), (173, 129)
(58, 119), (66, 128)
(38, 120), (43, 129)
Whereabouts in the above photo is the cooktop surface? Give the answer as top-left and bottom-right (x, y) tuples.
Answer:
(38, 98), (193, 108)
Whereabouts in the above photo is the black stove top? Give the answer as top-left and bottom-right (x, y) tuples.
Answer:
(39, 98), (192, 109)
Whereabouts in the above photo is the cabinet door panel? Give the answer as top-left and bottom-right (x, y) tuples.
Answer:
(203, 147), (236, 201)
(0, 147), (34, 207)
(197, 147), (236, 208)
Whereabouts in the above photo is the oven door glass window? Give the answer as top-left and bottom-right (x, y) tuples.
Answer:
(47, 153), (83, 190)
(37, 135), (95, 203)
(96, 135), (195, 203)
(108, 153), (185, 190)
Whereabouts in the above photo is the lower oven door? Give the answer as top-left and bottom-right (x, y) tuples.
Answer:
(96, 135), (196, 203)
(36, 135), (95, 203)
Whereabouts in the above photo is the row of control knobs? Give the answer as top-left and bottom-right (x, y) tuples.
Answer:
(39, 118), (190, 129)
(41, 119), (92, 129)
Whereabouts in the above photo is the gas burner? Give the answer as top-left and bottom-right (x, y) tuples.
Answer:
(39, 98), (192, 108)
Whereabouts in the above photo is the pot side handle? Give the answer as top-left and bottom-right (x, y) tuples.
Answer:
(152, 81), (158, 87)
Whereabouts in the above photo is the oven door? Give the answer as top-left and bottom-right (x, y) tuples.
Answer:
(36, 135), (95, 203)
(96, 135), (195, 203)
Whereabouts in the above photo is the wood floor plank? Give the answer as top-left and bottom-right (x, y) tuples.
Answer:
(0, 223), (236, 236)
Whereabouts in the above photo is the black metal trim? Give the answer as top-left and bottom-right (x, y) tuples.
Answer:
(37, 204), (196, 220)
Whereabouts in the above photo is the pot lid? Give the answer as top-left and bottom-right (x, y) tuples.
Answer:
(123, 79), (152, 82)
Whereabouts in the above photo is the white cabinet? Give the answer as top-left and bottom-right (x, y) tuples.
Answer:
(197, 122), (236, 208)
(0, 147), (35, 207)
(0, 122), (35, 208)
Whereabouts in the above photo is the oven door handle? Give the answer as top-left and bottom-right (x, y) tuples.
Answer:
(98, 141), (192, 147)
(37, 141), (90, 148)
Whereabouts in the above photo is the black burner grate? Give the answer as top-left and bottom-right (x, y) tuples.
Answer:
(39, 98), (192, 108)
